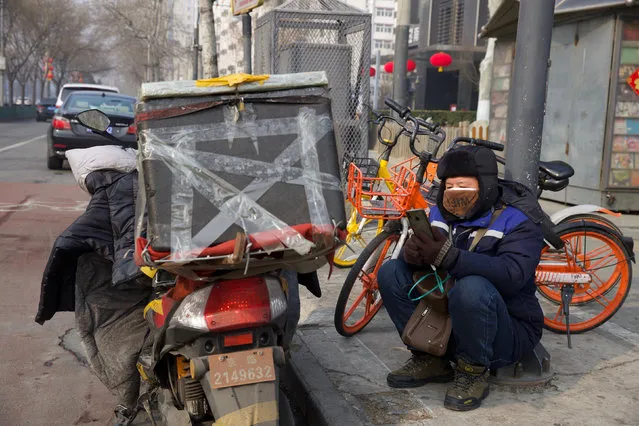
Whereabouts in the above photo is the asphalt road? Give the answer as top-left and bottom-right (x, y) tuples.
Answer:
(0, 120), (113, 425)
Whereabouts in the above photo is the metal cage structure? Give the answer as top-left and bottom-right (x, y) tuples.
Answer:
(255, 0), (372, 168)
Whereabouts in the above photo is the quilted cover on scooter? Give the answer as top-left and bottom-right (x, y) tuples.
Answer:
(36, 170), (145, 324)
(135, 72), (346, 273)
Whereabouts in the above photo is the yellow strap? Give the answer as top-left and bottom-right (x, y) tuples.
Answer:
(143, 299), (164, 318)
(213, 400), (278, 426)
(140, 266), (157, 278)
(196, 73), (270, 87)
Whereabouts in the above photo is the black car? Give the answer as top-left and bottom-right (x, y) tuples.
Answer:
(36, 97), (57, 121)
(47, 91), (137, 170)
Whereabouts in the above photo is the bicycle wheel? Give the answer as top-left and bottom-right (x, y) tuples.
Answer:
(536, 222), (632, 334)
(334, 229), (400, 337)
(557, 213), (623, 236)
(333, 215), (384, 269)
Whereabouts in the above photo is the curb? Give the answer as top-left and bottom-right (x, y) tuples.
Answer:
(283, 331), (365, 426)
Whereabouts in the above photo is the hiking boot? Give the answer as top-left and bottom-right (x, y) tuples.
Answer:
(387, 353), (454, 388)
(444, 358), (490, 411)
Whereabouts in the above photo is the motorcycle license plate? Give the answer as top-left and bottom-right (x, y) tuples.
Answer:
(209, 347), (275, 390)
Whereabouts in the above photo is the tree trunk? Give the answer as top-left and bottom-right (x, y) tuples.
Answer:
(476, 0), (502, 122)
(32, 75), (38, 104)
(199, 0), (218, 78)
(8, 78), (15, 106)
(20, 83), (26, 104)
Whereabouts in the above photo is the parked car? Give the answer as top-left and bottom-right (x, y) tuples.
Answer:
(36, 97), (57, 121)
(47, 91), (136, 170)
(55, 83), (119, 109)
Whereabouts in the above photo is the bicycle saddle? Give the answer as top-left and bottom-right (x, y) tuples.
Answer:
(539, 161), (574, 180)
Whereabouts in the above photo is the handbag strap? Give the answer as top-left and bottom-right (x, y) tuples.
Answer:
(468, 207), (504, 252)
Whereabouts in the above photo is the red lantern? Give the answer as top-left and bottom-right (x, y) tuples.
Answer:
(46, 71), (54, 81)
(407, 59), (416, 72)
(370, 66), (376, 77)
(47, 57), (53, 64)
(430, 52), (452, 72)
(384, 61), (394, 73)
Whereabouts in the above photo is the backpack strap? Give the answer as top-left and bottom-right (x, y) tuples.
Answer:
(468, 207), (504, 252)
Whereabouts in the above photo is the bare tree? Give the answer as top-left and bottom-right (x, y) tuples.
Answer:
(3, 0), (53, 104)
(102, 0), (185, 86)
(2, 0), (104, 104)
(199, 0), (218, 78)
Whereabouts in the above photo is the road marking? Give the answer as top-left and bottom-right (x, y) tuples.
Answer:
(0, 135), (45, 153)
(0, 200), (88, 212)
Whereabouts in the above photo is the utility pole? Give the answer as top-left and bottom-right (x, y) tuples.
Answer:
(504, 0), (555, 191)
(0, 0), (5, 106)
(193, 10), (201, 80)
(373, 49), (380, 109)
(392, 0), (411, 109)
(242, 12), (252, 74)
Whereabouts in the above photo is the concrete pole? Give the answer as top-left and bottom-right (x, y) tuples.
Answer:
(0, 0), (5, 105)
(242, 13), (252, 74)
(392, 0), (411, 109)
(373, 49), (380, 109)
(504, 0), (555, 191)
(193, 11), (200, 80)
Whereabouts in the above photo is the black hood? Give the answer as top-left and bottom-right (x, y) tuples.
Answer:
(436, 145), (500, 222)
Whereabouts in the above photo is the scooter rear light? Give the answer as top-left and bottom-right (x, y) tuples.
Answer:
(204, 277), (271, 332)
(169, 276), (288, 333)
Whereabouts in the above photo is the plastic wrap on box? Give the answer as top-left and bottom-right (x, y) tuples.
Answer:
(135, 72), (345, 268)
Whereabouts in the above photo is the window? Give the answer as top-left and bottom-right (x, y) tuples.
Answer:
(375, 23), (394, 34)
(376, 7), (394, 17)
(437, 0), (465, 45)
(65, 94), (134, 116)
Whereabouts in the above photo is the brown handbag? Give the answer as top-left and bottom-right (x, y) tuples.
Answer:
(401, 268), (453, 356)
(401, 209), (503, 356)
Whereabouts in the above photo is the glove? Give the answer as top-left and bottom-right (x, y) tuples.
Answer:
(403, 228), (458, 268)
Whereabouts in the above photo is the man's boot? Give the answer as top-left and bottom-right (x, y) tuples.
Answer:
(387, 353), (454, 388)
(444, 358), (490, 411)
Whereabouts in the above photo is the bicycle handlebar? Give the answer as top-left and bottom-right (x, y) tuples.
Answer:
(384, 98), (410, 119)
(452, 137), (505, 152)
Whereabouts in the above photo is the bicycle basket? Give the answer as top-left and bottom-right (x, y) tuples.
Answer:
(347, 162), (416, 220)
(341, 153), (380, 192)
(391, 156), (438, 207)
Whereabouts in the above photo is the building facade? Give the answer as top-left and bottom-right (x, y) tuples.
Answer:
(409, 0), (489, 111)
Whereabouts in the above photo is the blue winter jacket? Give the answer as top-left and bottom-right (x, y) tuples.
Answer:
(429, 203), (545, 360)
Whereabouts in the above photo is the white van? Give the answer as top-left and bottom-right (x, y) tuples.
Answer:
(55, 83), (120, 108)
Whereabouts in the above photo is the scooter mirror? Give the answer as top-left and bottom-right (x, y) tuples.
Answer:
(77, 109), (111, 132)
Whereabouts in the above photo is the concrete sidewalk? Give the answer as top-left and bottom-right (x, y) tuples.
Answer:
(287, 200), (639, 425)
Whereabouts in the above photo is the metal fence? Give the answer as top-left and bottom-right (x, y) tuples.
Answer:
(254, 0), (372, 167)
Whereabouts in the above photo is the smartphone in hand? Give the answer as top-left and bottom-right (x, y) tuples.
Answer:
(406, 209), (433, 238)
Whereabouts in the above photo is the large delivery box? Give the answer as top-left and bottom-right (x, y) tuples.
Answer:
(134, 72), (345, 276)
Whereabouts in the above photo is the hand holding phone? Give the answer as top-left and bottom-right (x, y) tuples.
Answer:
(406, 209), (433, 239)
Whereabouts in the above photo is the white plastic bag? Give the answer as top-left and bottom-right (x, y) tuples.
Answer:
(66, 146), (137, 193)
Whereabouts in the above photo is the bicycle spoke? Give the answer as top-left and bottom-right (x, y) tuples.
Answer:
(585, 246), (616, 270)
(584, 288), (612, 309)
(344, 291), (367, 322)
